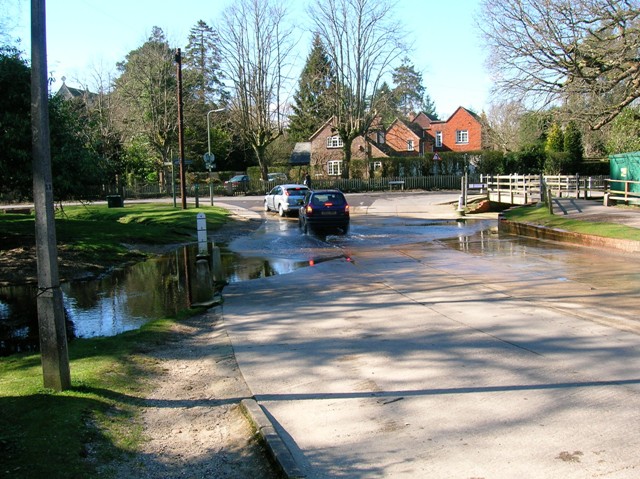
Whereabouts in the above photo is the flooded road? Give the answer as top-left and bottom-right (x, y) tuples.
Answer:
(2, 192), (638, 355)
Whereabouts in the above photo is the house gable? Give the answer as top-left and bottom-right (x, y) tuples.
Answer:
(307, 116), (389, 177)
(426, 107), (482, 153)
(385, 118), (423, 156)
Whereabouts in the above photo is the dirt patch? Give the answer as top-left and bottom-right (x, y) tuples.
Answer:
(100, 310), (280, 478)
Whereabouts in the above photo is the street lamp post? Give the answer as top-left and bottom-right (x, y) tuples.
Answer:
(206, 109), (225, 206)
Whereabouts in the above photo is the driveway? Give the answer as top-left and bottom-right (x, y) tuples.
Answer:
(221, 193), (640, 478)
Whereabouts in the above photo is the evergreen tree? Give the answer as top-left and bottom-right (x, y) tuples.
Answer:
(563, 121), (583, 163)
(184, 20), (226, 106)
(0, 47), (105, 201)
(373, 81), (398, 127)
(288, 33), (335, 142)
(391, 57), (436, 118)
(545, 122), (564, 153)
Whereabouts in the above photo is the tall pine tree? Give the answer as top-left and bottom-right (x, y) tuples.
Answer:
(392, 57), (437, 118)
(184, 20), (226, 106)
(288, 33), (335, 141)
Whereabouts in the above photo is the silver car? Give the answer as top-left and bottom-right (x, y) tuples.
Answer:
(264, 184), (309, 217)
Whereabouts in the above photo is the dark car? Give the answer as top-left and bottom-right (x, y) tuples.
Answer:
(298, 189), (350, 234)
(224, 174), (249, 191)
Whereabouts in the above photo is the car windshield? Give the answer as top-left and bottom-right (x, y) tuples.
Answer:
(287, 187), (307, 196)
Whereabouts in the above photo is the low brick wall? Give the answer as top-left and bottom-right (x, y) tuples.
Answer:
(498, 216), (640, 253)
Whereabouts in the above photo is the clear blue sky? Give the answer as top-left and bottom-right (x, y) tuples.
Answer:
(9, 0), (491, 119)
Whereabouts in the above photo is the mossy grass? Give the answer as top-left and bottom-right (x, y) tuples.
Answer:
(503, 204), (640, 241)
(0, 309), (202, 479)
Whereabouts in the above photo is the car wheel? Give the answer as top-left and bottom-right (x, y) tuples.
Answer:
(278, 204), (286, 217)
(264, 201), (270, 212)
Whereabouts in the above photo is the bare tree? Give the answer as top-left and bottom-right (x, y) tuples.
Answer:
(483, 101), (527, 152)
(479, 0), (640, 130)
(217, 0), (294, 180)
(310, 0), (407, 178)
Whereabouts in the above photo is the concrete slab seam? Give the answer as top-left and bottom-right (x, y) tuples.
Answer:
(240, 398), (306, 479)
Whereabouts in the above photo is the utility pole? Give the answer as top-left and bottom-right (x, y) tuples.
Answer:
(175, 48), (187, 209)
(31, 0), (71, 391)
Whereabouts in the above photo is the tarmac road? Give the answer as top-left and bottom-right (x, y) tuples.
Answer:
(220, 192), (640, 478)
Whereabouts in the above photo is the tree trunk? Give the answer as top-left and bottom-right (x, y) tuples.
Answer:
(341, 139), (352, 179)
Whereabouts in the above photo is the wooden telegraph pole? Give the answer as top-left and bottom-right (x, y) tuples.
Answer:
(31, 0), (71, 391)
(175, 48), (187, 209)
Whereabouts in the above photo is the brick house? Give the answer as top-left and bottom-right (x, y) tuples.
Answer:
(304, 107), (484, 177)
(307, 116), (387, 178)
(413, 107), (483, 154)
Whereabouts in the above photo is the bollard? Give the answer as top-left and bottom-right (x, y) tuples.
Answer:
(196, 212), (208, 255)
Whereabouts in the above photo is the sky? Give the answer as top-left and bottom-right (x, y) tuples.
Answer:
(7, 0), (493, 119)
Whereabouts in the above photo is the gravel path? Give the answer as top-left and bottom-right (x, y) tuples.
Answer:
(102, 310), (280, 478)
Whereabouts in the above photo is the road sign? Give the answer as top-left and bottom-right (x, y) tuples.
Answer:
(204, 152), (216, 169)
(433, 153), (441, 161)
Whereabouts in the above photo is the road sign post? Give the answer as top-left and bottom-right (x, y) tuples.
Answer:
(204, 152), (216, 206)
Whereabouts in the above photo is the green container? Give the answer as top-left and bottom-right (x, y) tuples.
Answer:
(609, 152), (640, 194)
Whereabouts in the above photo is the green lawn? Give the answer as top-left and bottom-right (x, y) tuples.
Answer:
(0, 315), (196, 479)
(1, 202), (231, 275)
(502, 204), (640, 242)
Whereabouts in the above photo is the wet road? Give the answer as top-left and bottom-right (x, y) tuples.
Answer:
(221, 192), (640, 325)
(220, 192), (640, 478)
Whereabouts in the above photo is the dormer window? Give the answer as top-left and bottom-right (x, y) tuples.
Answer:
(326, 136), (344, 148)
(407, 139), (414, 151)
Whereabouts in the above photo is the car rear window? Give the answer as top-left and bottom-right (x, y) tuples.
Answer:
(312, 193), (346, 205)
(287, 187), (308, 195)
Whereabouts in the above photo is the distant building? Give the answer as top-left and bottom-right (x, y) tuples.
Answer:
(305, 107), (484, 178)
(55, 79), (97, 106)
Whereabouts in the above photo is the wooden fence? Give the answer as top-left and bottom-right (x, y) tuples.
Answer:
(604, 179), (640, 205)
(483, 174), (607, 205)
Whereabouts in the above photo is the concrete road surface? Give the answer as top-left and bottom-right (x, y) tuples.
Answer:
(222, 194), (640, 478)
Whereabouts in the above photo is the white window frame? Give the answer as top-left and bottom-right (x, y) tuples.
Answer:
(328, 160), (343, 176)
(456, 130), (469, 144)
(326, 135), (344, 149)
(407, 139), (414, 151)
(377, 131), (386, 144)
(435, 131), (442, 148)
(370, 161), (382, 171)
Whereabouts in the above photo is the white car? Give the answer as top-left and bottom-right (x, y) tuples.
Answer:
(264, 184), (309, 217)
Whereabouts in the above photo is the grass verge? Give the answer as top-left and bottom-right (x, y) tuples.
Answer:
(502, 204), (640, 241)
(0, 202), (233, 284)
(0, 202), (233, 478)
(0, 310), (203, 479)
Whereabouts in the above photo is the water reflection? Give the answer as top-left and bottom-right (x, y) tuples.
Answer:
(0, 243), (310, 356)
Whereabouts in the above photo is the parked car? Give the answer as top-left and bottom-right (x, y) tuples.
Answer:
(224, 174), (249, 192)
(264, 172), (288, 183)
(298, 189), (350, 234)
(264, 184), (309, 217)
